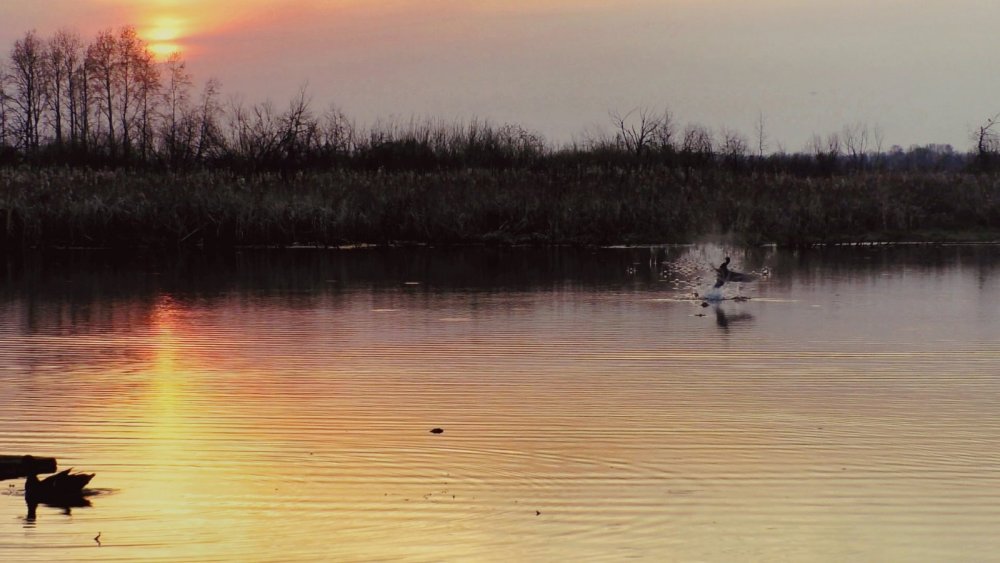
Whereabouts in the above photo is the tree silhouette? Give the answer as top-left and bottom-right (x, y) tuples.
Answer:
(10, 30), (47, 152)
(87, 29), (117, 156)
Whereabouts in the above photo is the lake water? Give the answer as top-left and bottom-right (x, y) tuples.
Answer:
(1, 244), (999, 562)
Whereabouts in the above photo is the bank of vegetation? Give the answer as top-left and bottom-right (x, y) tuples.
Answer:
(1, 27), (999, 249)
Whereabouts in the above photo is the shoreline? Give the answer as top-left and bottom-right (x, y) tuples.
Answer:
(10, 236), (1000, 253)
(3, 168), (999, 251)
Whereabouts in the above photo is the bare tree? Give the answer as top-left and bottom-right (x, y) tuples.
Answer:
(41, 30), (83, 149)
(496, 122), (545, 161)
(807, 134), (823, 156)
(871, 124), (885, 168)
(10, 30), (48, 151)
(114, 25), (145, 159)
(195, 77), (223, 160)
(808, 131), (842, 174)
(49, 30), (84, 147)
(135, 47), (159, 160)
(842, 122), (869, 169)
(974, 114), (1000, 158)
(87, 28), (117, 155)
(826, 132), (841, 157)
(652, 108), (675, 153)
(279, 85), (319, 163)
(161, 52), (192, 165)
(610, 107), (661, 157)
(228, 96), (280, 163)
(0, 61), (10, 148)
(679, 123), (713, 177)
(44, 32), (66, 146)
(321, 103), (356, 156)
(681, 124), (713, 156)
(810, 132), (841, 158)
(719, 127), (748, 167)
(65, 26), (161, 161)
(76, 47), (93, 150)
(754, 111), (767, 158)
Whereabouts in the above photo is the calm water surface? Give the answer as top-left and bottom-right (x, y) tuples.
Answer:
(1, 245), (999, 562)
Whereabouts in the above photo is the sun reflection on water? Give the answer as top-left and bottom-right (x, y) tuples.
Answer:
(144, 295), (193, 492)
(2, 246), (999, 560)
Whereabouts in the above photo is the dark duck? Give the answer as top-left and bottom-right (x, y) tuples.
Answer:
(24, 466), (95, 506)
(713, 256), (756, 288)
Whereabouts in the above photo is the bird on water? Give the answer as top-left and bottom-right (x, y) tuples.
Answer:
(22, 455), (95, 505)
(713, 256), (755, 288)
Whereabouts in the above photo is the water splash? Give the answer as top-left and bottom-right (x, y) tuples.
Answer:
(702, 287), (725, 302)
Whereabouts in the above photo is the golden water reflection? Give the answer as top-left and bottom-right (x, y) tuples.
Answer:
(1, 246), (999, 561)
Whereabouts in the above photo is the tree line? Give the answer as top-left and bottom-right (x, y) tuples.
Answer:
(1, 26), (997, 175)
(0, 27), (226, 168)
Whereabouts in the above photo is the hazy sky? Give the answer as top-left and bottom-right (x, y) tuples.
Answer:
(4, 0), (1000, 151)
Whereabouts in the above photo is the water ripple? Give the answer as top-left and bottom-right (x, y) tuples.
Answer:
(2, 246), (999, 561)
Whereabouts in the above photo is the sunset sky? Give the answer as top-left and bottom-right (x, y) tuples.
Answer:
(4, 0), (999, 151)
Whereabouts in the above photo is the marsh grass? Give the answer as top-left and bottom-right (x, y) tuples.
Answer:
(2, 167), (998, 249)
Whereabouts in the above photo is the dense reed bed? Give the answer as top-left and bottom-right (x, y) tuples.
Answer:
(2, 167), (998, 249)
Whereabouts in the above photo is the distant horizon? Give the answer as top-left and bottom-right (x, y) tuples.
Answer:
(5, 1), (1000, 152)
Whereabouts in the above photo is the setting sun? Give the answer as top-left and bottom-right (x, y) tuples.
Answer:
(148, 41), (182, 59)
(142, 15), (187, 58)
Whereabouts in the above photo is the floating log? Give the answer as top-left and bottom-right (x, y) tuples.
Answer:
(0, 455), (58, 481)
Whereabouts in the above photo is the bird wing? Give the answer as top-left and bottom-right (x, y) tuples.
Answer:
(42, 469), (72, 483)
